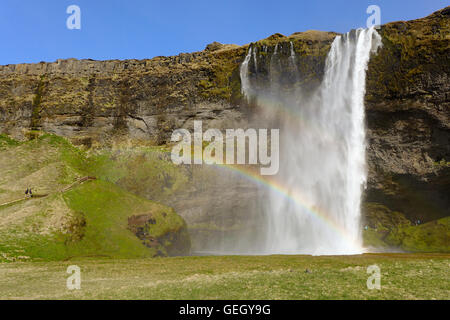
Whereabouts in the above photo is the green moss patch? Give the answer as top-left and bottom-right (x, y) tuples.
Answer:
(386, 217), (450, 252)
(363, 202), (450, 252)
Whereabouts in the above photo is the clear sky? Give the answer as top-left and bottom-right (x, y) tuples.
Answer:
(0, 0), (447, 65)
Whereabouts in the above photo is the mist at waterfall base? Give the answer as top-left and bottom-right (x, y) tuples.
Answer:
(200, 28), (381, 256)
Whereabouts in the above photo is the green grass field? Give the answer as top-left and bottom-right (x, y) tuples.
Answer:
(0, 253), (448, 300)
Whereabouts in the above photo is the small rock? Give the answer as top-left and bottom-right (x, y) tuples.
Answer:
(205, 42), (223, 52)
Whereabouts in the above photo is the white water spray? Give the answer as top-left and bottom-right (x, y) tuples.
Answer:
(289, 41), (296, 66)
(240, 28), (381, 255)
(253, 47), (258, 73)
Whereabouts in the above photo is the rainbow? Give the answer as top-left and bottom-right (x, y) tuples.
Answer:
(199, 158), (365, 253)
(165, 137), (365, 253)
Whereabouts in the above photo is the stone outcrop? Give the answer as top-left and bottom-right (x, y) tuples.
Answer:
(128, 212), (191, 256)
(364, 7), (449, 223)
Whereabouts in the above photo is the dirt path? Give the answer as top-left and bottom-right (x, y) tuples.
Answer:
(0, 176), (96, 209)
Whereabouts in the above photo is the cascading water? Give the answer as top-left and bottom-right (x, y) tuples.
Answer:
(240, 28), (381, 255)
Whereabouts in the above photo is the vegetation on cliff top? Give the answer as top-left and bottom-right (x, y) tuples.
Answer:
(366, 7), (449, 100)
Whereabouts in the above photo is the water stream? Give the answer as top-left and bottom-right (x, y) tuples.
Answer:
(240, 28), (381, 255)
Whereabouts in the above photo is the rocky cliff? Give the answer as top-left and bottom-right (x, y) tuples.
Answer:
(364, 8), (449, 226)
(0, 7), (448, 252)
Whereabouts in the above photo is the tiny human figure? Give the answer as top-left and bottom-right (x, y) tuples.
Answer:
(29, 189), (33, 198)
(25, 188), (29, 196)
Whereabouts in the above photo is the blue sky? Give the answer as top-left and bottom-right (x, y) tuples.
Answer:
(0, 0), (447, 65)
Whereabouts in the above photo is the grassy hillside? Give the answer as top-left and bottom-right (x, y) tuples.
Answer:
(0, 133), (190, 262)
(362, 202), (450, 252)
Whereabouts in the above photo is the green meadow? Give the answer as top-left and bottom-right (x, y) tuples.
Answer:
(0, 253), (448, 300)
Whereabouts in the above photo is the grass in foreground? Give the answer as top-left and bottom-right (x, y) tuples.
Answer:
(0, 253), (448, 300)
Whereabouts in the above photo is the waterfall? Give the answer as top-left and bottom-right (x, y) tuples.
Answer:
(240, 28), (381, 255)
(253, 47), (258, 73)
(289, 41), (296, 66)
(240, 47), (253, 99)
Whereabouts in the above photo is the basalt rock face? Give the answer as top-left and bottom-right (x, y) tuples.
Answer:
(0, 53), (246, 146)
(364, 7), (450, 224)
(0, 8), (449, 243)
